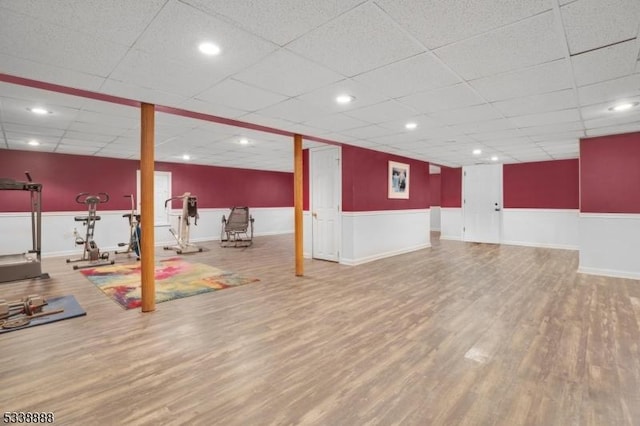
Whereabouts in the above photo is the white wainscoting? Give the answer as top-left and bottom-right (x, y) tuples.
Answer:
(440, 207), (462, 241)
(501, 209), (579, 250)
(430, 206), (441, 231)
(578, 213), (640, 280)
(0, 207), (294, 258)
(340, 209), (431, 266)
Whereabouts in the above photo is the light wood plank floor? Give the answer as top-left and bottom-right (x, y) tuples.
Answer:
(1, 233), (639, 426)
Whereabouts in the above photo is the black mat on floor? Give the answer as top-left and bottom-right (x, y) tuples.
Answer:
(0, 295), (86, 334)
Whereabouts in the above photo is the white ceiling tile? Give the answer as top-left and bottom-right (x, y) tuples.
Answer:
(286, 3), (423, 77)
(58, 138), (109, 148)
(561, 0), (640, 55)
(99, 79), (188, 107)
(431, 104), (504, 125)
(483, 137), (535, 147)
(343, 139), (385, 149)
(550, 153), (579, 160)
(517, 121), (585, 136)
(376, 0), (552, 49)
(352, 53), (461, 98)
(398, 83), (485, 113)
(63, 130), (117, 143)
(580, 100), (640, 120)
(0, 0), (166, 46)
(585, 122), (640, 137)
(254, 98), (333, 124)
(175, 98), (248, 120)
(470, 129), (528, 142)
(0, 9), (129, 77)
(233, 49), (344, 97)
(55, 144), (99, 154)
(182, 0), (365, 46)
(529, 130), (585, 142)
(345, 100), (417, 124)
(2, 123), (65, 138)
(0, 83), (87, 110)
(238, 112), (298, 132)
(296, 78), (390, 114)
(0, 54), (105, 92)
(571, 40), (638, 87)
(508, 108), (581, 127)
(195, 79), (288, 112)
(577, 74), (640, 106)
(451, 118), (515, 134)
(6, 142), (56, 153)
(301, 113), (370, 133)
(470, 59), (573, 101)
(583, 111), (640, 130)
(112, 48), (235, 99)
(1, 97), (79, 129)
(492, 89), (578, 117)
(340, 124), (399, 140)
(5, 131), (61, 146)
(435, 12), (563, 80)
(133, 1), (277, 77)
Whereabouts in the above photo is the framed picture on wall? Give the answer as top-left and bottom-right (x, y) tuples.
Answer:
(388, 161), (410, 199)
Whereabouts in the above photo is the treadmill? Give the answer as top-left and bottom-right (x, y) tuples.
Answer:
(0, 173), (49, 283)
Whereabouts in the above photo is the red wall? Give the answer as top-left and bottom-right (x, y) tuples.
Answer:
(440, 166), (462, 208)
(341, 145), (429, 211)
(503, 159), (579, 209)
(580, 132), (640, 213)
(430, 174), (441, 207)
(0, 149), (293, 212)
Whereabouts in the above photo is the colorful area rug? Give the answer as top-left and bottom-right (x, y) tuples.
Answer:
(80, 258), (259, 309)
(0, 295), (86, 334)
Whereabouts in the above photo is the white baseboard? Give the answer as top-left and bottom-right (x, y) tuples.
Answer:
(501, 240), (579, 251)
(578, 266), (640, 281)
(340, 243), (431, 266)
(439, 235), (462, 241)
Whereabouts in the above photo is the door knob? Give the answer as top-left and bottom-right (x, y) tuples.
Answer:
(312, 212), (317, 218)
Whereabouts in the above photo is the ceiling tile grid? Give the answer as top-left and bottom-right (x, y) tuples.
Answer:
(1, 1), (640, 169)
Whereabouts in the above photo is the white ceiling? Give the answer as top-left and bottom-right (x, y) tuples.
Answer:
(0, 0), (639, 172)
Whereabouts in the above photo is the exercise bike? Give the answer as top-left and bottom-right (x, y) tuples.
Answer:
(115, 194), (141, 260)
(66, 192), (115, 270)
(163, 192), (203, 254)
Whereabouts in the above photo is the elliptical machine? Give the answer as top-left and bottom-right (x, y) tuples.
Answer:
(115, 194), (141, 260)
(163, 192), (203, 254)
(67, 192), (115, 270)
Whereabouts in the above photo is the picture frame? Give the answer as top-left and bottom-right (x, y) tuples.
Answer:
(388, 161), (410, 199)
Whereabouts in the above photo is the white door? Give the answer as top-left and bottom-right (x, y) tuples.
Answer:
(137, 170), (171, 226)
(463, 164), (502, 244)
(310, 146), (341, 261)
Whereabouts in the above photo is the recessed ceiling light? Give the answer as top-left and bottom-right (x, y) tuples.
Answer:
(608, 102), (639, 112)
(198, 42), (221, 56)
(405, 122), (417, 130)
(491, 155), (499, 161)
(182, 154), (191, 160)
(473, 149), (482, 155)
(28, 140), (40, 146)
(336, 94), (355, 104)
(239, 138), (249, 145)
(27, 107), (51, 115)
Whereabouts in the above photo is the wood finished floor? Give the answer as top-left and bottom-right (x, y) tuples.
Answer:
(1, 233), (639, 426)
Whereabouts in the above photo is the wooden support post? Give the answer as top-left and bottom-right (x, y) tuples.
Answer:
(140, 103), (156, 312)
(294, 134), (304, 276)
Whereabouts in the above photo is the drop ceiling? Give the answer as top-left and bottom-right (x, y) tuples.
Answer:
(0, 0), (639, 172)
